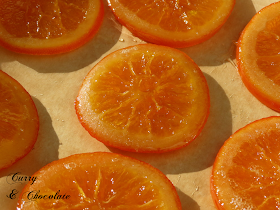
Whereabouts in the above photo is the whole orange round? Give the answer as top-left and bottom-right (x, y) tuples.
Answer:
(108, 0), (235, 48)
(75, 44), (210, 153)
(237, 1), (280, 112)
(17, 152), (182, 209)
(0, 0), (104, 55)
(211, 116), (280, 209)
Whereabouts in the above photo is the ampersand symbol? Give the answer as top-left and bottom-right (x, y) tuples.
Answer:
(7, 189), (19, 199)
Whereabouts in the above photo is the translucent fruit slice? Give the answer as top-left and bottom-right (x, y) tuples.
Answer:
(108, 0), (235, 48)
(0, 70), (39, 170)
(17, 152), (182, 209)
(211, 116), (280, 210)
(0, 0), (103, 55)
(75, 44), (210, 152)
(237, 1), (280, 112)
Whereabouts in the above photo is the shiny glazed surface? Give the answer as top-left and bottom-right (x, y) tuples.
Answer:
(117, 0), (222, 31)
(211, 117), (280, 209)
(0, 0), (89, 39)
(0, 0), (103, 54)
(75, 44), (210, 152)
(108, 0), (235, 47)
(256, 15), (280, 84)
(17, 152), (182, 209)
(0, 70), (39, 170)
(237, 1), (280, 112)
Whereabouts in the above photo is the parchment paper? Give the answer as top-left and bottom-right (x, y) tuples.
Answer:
(0, 0), (279, 209)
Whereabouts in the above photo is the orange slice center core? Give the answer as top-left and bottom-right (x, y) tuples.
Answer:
(0, 0), (89, 39)
(138, 76), (157, 92)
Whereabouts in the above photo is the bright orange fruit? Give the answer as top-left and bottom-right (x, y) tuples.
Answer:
(0, 0), (103, 55)
(17, 152), (182, 209)
(237, 1), (280, 112)
(108, 0), (235, 48)
(0, 70), (39, 170)
(211, 116), (280, 210)
(75, 44), (210, 153)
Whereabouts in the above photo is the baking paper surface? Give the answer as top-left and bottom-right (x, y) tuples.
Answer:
(0, 0), (279, 209)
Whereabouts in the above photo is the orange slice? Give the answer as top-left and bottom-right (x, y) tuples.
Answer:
(0, 70), (39, 170)
(237, 1), (280, 112)
(211, 116), (280, 209)
(75, 44), (210, 153)
(108, 0), (235, 48)
(17, 152), (182, 209)
(0, 0), (103, 55)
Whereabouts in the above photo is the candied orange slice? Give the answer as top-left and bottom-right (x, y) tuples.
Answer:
(17, 152), (182, 209)
(75, 44), (209, 152)
(0, 70), (39, 170)
(211, 116), (280, 209)
(108, 0), (235, 48)
(237, 1), (280, 112)
(0, 0), (103, 55)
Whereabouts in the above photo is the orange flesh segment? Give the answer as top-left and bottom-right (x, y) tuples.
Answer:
(0, 88), (25, 139)
(211, 117), (280, 209)
(0, 71), (39, 170)
(0, 0), (88, 39)
(17, 152), (182, 209)
(75, 44), (209, 152)
(256, 15), (280, 85)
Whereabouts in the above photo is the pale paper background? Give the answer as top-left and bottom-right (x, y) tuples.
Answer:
(0, 0), (279, 209)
